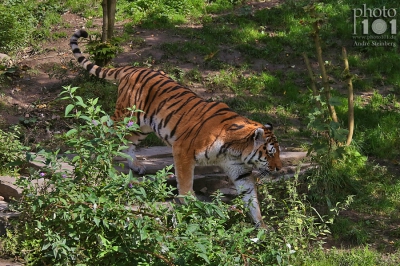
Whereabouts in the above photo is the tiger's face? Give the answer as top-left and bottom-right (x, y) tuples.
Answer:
(243, 124), (282, 174)
(253, 139), (281, 171)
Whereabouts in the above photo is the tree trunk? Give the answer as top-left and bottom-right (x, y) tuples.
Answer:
(107, 0), (117, 39)
(101, 0), (108, 42)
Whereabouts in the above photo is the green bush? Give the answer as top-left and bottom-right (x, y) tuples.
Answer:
(85, 34), (124, 66)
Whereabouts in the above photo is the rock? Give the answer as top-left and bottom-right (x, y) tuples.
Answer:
(0, 201), (8, 212)
(0, 175), (51, 202)
(0, 201), (20, 236)
(0, 212), (20, 227)
(136, 146), (172, 158)
(39, 147), (308, 179)
(0, 53), (11, 61)
(0, 53), (12, 67)
(0, 177), (22, 201)
(0, 258), (24, 266)
(280, 151), (308, 166)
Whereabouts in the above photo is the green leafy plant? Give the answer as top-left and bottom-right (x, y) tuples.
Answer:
(0, 228), (20, 258)
(306, 92), (366, 202)
(85, 33), (123, 66)
(18, 117), (38, 128)
(59, 85), (140, 184)
(0, 126), (29, 175)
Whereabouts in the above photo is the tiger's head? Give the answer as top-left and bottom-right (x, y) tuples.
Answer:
(242, 123), (282, 174)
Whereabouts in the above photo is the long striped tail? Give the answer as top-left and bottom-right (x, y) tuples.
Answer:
(70, 29), (117, 81)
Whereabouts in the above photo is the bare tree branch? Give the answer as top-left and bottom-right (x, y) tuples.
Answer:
(342, 47), (354, 146)
(312, 21), (338, 123)
(303, 52), (321, 108)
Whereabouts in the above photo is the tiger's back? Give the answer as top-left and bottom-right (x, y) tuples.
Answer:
(70, 29), (282, 227)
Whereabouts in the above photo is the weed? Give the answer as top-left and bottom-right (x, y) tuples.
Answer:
(158, 64), (184, 81)
(330, 217), (370, 245)
(303, 247), (381, 266)
(0, 126), (29, 175)
(85, 33), (124, 66)
(138, 132), (165, 147)
(52, 31), (68, 40)
(205, 0), (245, 13)
(85, 19), (94, 28)
(65, 0), (103, 18)
(183, 68), (202, 83)
(0, 228), (20, 257)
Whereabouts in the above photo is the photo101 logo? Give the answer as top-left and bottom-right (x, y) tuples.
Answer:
(353, 4), (397, 47)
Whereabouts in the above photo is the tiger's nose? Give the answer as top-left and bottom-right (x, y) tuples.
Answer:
(273, 162), (282, 172)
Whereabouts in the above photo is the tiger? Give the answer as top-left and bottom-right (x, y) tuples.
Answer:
(70, 29), (282, 227)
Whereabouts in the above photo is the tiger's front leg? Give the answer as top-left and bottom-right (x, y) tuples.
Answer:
(224, 167), (265, 227)
(172, 147), (196, 203)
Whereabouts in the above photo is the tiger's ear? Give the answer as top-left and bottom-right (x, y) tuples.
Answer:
(254, 128), (265, 145)
(264, 123), (273, 130)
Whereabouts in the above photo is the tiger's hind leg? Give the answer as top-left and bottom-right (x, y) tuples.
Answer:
(124, 125), (152, 175)
(124, 143), (146, 175)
